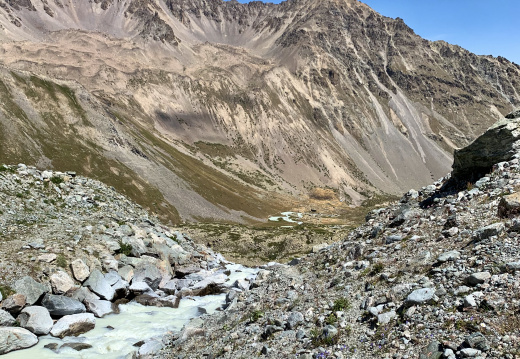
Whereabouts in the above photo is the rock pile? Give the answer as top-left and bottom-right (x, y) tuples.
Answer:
(159, 116), (520, 358)
(0, 165), (255, 356)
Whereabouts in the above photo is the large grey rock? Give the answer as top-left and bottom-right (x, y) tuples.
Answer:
(419, 340), (442, 359)
(118, 224), (135, 236)
(405, 288), (436, 306)
(1, 294), (26, 315)
(121, 236), (147, 257)
(166, 244), (191, 265)
(191, 273), (228, 290)
(174, 265), (200, 277)
(286, 312), (304, 329)
(118, 265), (134, 283)
(377, 310), (396, 324)
(452, 117), (520, 180)
(38, 253), (57, 263)
(465, 272), (491, 286)
(132, 264), (162, 291)
(437, 250), (461, 263)
(0, 327), (38, 354)
(463, 295), (477, 308)
(67, 287), (100, 303)
(42, 294), (86, 316)
(50, 313), (96, 338)
(84, 299), (115, 318)
(385, 235), (402, 244)
(112, 278), (130, 299)
(464, 332), (489, 351)
(159, 280), (178, 295)
(50, 271), (75, 295)
(13, 276), (48, 305)
(388, 283), (413, 301)
(472, 223), (504, 242)
(0, 309), (15, 326)
(459, 348), (481, 357)
(233, 279), (250, 291)
(70, 259), (90, 282)
(129, 281), (153, 295)
(154, 243), (191, 265)
(498, 192), (520, 217)
(134, 294), (180, 308)
(505, 261), (520, 272)
(104, 271), (122, 286)
(175, 279), (194, 290)
(17, 306), (53, 335)
(83, 270), (115, 301)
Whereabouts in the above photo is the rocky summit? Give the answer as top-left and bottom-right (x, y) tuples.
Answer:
(0, 0), (520, 222)
(155, 114), (520, 358)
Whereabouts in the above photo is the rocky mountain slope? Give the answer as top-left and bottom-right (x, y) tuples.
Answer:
(159, 112), (520, 358)
(1, 0), (520, 222)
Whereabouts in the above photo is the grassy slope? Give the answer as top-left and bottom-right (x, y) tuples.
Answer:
(0, 71), (290, 224)
(0, 72), (181, 224)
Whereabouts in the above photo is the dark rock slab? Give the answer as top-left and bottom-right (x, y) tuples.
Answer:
(42, 294), (86, 317)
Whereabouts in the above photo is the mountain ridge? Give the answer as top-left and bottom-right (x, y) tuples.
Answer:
(0, 0), (519, 222)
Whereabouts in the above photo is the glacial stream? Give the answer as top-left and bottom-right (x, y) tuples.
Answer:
(4, 264), (257, 359)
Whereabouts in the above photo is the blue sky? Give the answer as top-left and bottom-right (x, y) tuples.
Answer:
(232, 0), (520, 64)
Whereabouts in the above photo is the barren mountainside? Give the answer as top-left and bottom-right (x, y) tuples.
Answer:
(0, 0), (519, 223)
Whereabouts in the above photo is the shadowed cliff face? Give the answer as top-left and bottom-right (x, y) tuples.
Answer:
(0, 0), (519, 222)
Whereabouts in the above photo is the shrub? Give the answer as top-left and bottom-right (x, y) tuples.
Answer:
(309, 187), (336, 200)
(325, 313), (337, 325)
(370, 262), (384, 276)
(250, 310), (264, 322)
(50, 176), (64, 185)
(118, 240), (133, 256)
(56, 254), (67, 268)
(332, 297), (351, 312)
(0, 284), (15, 298)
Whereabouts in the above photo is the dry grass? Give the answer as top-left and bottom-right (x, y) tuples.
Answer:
(309, 188), (337, 201)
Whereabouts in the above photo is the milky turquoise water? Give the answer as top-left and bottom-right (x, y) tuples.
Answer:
(4, 264), (257, 359)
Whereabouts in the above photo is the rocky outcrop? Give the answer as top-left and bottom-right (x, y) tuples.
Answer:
(84, 299), (115, 318)
(452, 112), (520, 181)
(132, 265), (163, 291)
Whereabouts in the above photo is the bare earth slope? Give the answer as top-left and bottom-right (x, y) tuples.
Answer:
(0, 0), (519, 222)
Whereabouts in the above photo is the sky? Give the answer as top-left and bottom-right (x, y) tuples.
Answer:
(232, 0), (520, 64)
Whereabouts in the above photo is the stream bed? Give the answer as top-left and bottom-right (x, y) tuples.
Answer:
(4, 264), (257, 359)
